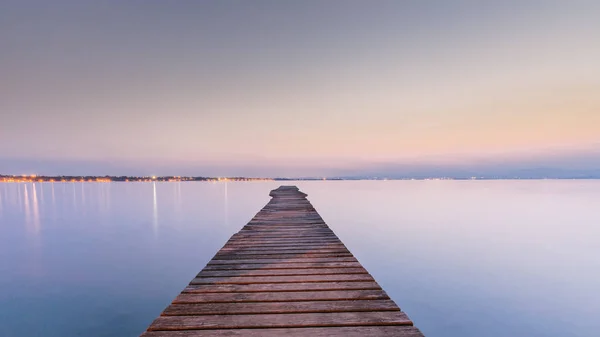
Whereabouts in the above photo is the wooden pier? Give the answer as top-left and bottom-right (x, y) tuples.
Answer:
(141, 186), (424, 336)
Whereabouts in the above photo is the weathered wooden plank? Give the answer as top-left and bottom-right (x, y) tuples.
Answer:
(250, 215), (322, 218)
(219, 246), (346, 250)
(196, 268), (367, 277)
(174, 290), (390, 303)
(244, 223), (326, 226)
(252, 213), (316, 216)
(254, 214), (320, 216)
(235, 233), (335, 237)
(142, 326), (425, 337)
(216, 248), (349, 254)
(238, 228), (333, 233)
(183, 282), (382, 293)
(223, 240), (344, 245)
(229, 233), (338, 238)
(221, 243), (344, 249)
(223, 242), (344, 247)
(207, 257), (359, 265)
(215, 250), (350, 255)
(190, 274), (375, 284)
(148, 312), (413, 330)
(230, 231), (336, 236)
(239, 225), (329, 229)
(231, 235), (340, 240)
(233, 230), (332, 233)
(233, 232), (337, 237)
(212, 253), (353, 260)
(203, 261), (363, 270)
(221, 242), (347, 248)
(225, 238), (343, 244)
(218, 245), (348, 252)
(215, 250), (351, 256)
(163, 300), (400, 315)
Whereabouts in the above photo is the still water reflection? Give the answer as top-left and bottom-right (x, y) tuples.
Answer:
(0, 181), (598, 337)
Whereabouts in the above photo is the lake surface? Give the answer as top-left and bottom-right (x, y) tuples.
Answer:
(0, 180), (598, 337)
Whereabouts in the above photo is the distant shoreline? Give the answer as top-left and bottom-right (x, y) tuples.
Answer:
(1, 175), (598, 183)
(0, 175), (272, 183)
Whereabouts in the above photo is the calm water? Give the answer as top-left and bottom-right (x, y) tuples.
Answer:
(0, 180), (599, 337)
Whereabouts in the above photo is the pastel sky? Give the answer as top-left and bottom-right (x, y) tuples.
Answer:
(1, 1), (599, 176)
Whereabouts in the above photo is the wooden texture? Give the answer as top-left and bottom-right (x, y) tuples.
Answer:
(173, 290), (390, 303)
(189, 274), (376, 284)
(196, 267), (367, 277)
(163, 300), (400, 315)
(140, 186), (425, 336)
(148, 312), (413, 330)
(183, 282), (382, 293)
(202, 261), (362, 270)
(206, 257), (359, 264)
(142, 326), (424, 337)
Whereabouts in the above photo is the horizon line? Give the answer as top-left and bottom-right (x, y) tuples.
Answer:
(1, 174), (599, 182)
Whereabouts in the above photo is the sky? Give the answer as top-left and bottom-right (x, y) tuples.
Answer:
(1, 1), (599, 177)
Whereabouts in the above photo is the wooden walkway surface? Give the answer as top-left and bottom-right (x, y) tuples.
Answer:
(141, 185), (424, 336)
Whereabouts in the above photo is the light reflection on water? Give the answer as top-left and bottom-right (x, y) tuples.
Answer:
(31, 183), (40, 235)
(0, 180), (599, 337)
(152, 182), (158, 236)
